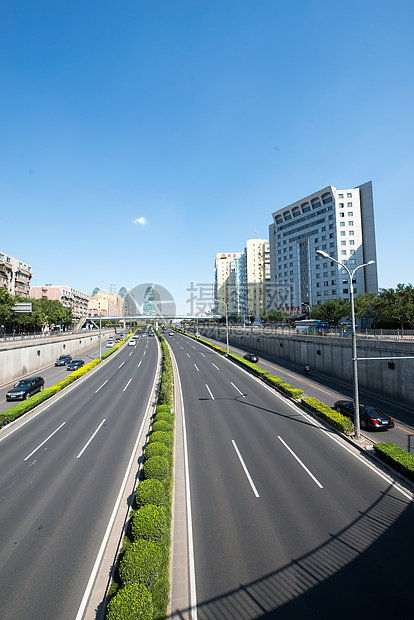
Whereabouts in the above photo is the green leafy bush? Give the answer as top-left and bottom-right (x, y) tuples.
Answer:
(135, 479), (165, 508)
(132, 505), (166, 542)
(374, 443), (414, 481)
(152, 420), (172, 433)
(156, 405), (171, 414)
(144, 441), (171, 463)
(106, 582), (153, 620)
(266, 376), (303, 399)
(119, 539), (161, 587)
(301, 397), (354, 434)
(5, 386), (60, 421)
(149, 430), (172, 447)
(153, 411), (174, 426)
(143, 456), (169, 481)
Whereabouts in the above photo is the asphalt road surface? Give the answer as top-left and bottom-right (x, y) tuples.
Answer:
(168, 331), (414, 619)
(0, 334), (159, 620)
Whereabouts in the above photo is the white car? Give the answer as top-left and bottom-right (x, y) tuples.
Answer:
(128, 339), (136, 346)
(106, 341), (114, 348)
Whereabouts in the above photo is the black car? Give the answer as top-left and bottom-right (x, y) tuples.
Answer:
(6, 376), (45, 401)
(333, 400), (394, 431)
(55, 354), (72, 366)
(67, 359), (85, 371)
(244, 353), (259, 363)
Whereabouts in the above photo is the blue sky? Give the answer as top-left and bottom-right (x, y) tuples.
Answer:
(1, 0), (413, 313)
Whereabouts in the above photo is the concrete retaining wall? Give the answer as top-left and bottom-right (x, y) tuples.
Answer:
(0, 332), (112, 386)
(200, 327), (414, 407)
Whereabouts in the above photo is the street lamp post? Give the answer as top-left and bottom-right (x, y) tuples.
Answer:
(316, 250), (375, 439)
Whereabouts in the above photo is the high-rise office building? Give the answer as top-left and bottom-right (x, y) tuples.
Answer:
(214, 252), (247, 317)
(269, 181), (378, 313)
(245, 238), (270, 318)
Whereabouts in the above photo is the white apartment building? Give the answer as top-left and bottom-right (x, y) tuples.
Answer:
(245, 238), (270, 318)
(30, 285), (89, 319)
(214, 252), (247, 317)
(269, 181), (378, 313)
(0, 250), (33, 297)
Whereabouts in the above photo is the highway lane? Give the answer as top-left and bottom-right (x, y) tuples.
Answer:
(168, 331), (414, 618)
(0, 331), (121, 413)
(0, 333), (158, 620)
(193, 329), (414, 452)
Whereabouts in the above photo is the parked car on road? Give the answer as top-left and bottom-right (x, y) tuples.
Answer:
(55, 354), (72, 366)
(243, 353), (259, 363)
(333, 400), (394, 430)
(67, 360), (85, 371)
(6, 376), (44, 401)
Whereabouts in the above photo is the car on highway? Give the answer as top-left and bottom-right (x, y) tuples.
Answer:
(333, 400), (395, 431)
(243, 353), (259, 363)
(55, 354), (72, 366)
(6, 376), (45, 401)
(169, 332), (174, 336)
(128, 338), (136, 346)
(106, 340), (115, 348)
(67, 359), (85, 371)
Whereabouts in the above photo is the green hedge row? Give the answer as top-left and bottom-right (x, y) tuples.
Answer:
(2, 337), (131, 426)
(373, 442), (414, 482)
(106, 333), (175, 620)
(301, 397), (354, 434)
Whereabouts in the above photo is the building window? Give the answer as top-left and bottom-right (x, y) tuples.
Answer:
(332, 289), (337, 295)
(340, 222), (345, 227)
(322, 235), (326, 240)
(349, 240), (355, 245)
(349, 230), (354, 236)
(341, 241), (346, 245)
(350, 249), (355, 254)
(316, 273), (320, 278)
(289, 262), (293, 266)
(332, 280), (336, 285)
(321, 226), (326, 231)
(348, 221), (354, 226)
(343, 288), (348, 294)
(350, 259), (356, 265)
(338, 193), (343, 198)
(341, 250), (347, 255)
(316, 264), (320, 270)
(324, 291), (329, 295)
(348, 212), (353, 217)
(314, 238), (319, 243)
(323, 272), (328, 277)
(322, 244), (327, 250)
(339, 212), (344, 217)
(340, 231), (346, 236)
(324, 281), (329, 286)
(347, 193), (352, 198)
(329, 215), (334, 220)
(316, 282), (320, 287)
(317, 292), (321, 297)
(339, 203), (344, 208)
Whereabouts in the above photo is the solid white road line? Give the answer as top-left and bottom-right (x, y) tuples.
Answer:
(194, 364), (199, 372)
(278, 436), (323, 488)
(232, 440), (260, 498)
(231, 382), (245, 397)
(76, 419), (106, 459)
(212, 363), (220, 370)
(123, 378), (132, 392)
(24, 422), (66, 461)
(205, 384), (215, 400)
(95, 380), (108, 394)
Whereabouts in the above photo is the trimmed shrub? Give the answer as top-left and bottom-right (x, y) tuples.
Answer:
(153, 411), (174, 426)
(301, 397), (354, 434)
(144, 441), (171, 463)
(143, 456), (169, 481)
(148, 430), (172, 447)
(5, 386), (60, 422)
(267, 376), (303, 399)
(132, 505), (166, 542)
(156, 405), (171, 414)
(374, 443), (414, 481)
(152, 420), (172, 434)
(106, 582), (153, 620)
(119, 539), (161, 587)
(135, 479), (165, 508)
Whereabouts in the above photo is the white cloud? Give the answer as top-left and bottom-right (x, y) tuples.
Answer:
(132, 217), (148, 226)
